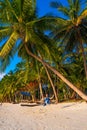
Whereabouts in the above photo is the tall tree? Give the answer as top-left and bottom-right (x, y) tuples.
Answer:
(50, 0), (87, 78)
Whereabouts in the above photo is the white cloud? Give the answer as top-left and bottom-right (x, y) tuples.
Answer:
(0, 73), (6, 80)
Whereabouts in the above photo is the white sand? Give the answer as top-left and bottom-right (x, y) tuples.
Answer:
(0, 101), (87, 130)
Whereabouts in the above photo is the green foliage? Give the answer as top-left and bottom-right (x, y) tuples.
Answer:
(0, 0), (87, 102)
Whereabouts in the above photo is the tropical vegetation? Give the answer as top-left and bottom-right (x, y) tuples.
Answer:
(0, 0), (87, 103)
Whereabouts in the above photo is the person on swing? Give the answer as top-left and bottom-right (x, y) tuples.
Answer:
(44, 94), (50, 106)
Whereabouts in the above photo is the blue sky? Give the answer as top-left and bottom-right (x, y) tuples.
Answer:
(37, 0), (68, 17)
(0, 0), (67, 79)
(37, 0), (59, 17)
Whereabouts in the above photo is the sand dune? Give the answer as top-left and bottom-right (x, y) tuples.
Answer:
(0, 102), (87, 130)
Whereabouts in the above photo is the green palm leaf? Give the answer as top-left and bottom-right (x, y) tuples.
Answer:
(0, 31), (19, 58)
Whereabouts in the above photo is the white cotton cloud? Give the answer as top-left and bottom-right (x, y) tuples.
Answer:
(0, 73), (6, 80)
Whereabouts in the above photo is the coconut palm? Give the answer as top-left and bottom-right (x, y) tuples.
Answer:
(0, 0), (57, 99)
(0, 71), (19, 102)
(50, 0), (87, 78)
(0, 0), (87, 101)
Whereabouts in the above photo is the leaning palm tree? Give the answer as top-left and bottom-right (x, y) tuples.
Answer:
(50, 0), (87, 78)
(0, 0), (87, 101)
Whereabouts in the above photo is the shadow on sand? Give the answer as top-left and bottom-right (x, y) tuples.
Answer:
(20, 103), (42, 107)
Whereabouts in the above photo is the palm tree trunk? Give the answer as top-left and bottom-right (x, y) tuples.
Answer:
(24, 43), (87, 101)
(80, 43), (87, 78)
(32, 94), (35, 102)
(39, 53), (58, 102)
(38, 79), (44, 100)
(43, 64), (58, 103)
(78, 31), (87, 78)
(36, 62), (44, 100)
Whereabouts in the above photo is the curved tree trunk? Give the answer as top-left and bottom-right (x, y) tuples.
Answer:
(39, 54), (58, 103)
(43, 64), (58, 103)
(24, 43), (87, 101)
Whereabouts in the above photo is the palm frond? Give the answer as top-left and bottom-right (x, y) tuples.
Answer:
(74, 0), (81, 13)
(11, 0), (23, 18)
(5, 0), (19, 21)
(79, 9), (87, 18)
(0, 27), (12, 40)
(50, 1), (62, 8)
(50, 1), (69, 18)
(0, 52), (12, 72)
(22, 0), (36, 21)
(0, 31), (19, 58)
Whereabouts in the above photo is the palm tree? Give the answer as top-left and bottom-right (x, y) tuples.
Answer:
(0, 71), (19, 102)
(50, 0), (87, 78)
(25, 44), (87, 101)
(0, 0), (87, 101)
(14, 58), (44, 100)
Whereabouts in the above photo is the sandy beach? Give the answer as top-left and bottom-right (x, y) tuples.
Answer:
(0, 101), (87, 130)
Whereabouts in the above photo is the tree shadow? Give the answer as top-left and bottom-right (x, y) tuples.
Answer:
(62, 103), (76, 109)
(20, 103), (41, 107)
